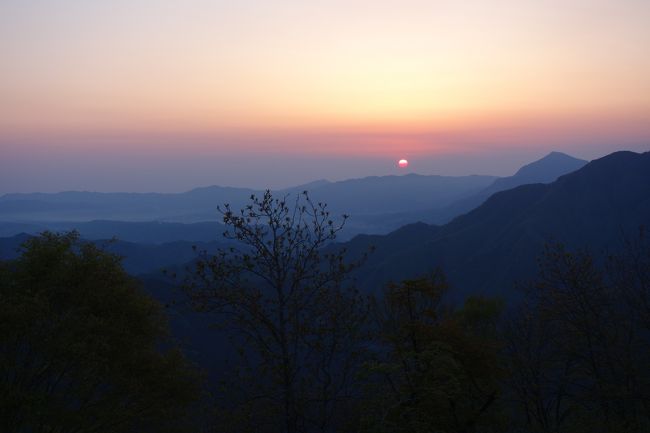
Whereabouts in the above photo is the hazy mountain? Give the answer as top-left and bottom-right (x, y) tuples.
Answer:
(0, 220), (226, 244)
(0, 152), (586, 241)
(0, 232), (32, 259)
(2, 150), (644, 382)
(104, 239), (224, 275)
(0, 234), (222, 275)
(300, 173), (496, 214)
(484, 151), (587, 195)
(0, 186), (257, 223)
(0, 222), (44, 238)
(0, 174), (496, 224)
(349, 152), (589, 232)
(0, 150), (626, 298)
(437, 151), (588, 221)
(343, 150), (650, 301)
(281, 179), (331, 193)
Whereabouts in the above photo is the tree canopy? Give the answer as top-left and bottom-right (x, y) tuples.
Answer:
(0, 231), (201, 433)
(360, 274), (505, 433)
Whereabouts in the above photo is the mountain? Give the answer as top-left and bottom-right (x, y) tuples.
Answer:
(0, 232), (32, 259)
(281, 179), (331, 193)
(0, 174), (496, 225)
(2, 150), (643, 380)
(0, 220), (226, 244)
(482, 151), (588, 196)
(0, 186), (257, 222)
(0, 233), (224, 275)
(358, 152), (588, 231)
(343, 151), (650, 301)
(337, 152), (587, 234)
(0, 152), (586, 241)
(299, 173), (496, 214)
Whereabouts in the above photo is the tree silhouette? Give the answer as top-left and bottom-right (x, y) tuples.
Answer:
(182, 191), (368, 433)
(504, 238), (650, 433)
(0, 231), (200, 433)
(360, 274), (505, 433)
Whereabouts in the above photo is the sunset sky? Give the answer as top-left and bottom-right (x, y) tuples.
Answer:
(1, 0), (649, 193)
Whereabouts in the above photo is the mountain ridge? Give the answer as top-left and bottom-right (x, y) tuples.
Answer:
(343, 150), (649, 301)
(0, 152), (592, 241)
(0, 173), (498, 224)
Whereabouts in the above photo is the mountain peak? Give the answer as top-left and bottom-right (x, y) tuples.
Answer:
(547, 151), (574, 158)
(513, 152), (587, 179)
(466, 151), (589, 208)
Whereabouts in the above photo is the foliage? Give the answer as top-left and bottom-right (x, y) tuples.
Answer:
(182, 190), (369, 433)
(0, 231), (201, 433)
(504, 234), (650, 433)
(360, 273), (505, 433)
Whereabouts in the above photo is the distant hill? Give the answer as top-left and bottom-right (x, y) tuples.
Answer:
(483, 151), (588, 196)
(0, 234), (223, 275)
(2, 150), (644, 378)
(0, 152), (587, 241)
(438, 151), (588, 221)
(347, 152), (588, 233)
(0, 186), (258, 222)
(343, 151), (650, 301)
(300, 173), (496, 214)
(0, 220), (226, 244)
(0, 232), (32, 259)
(3, 150), (640, 297)
(0, 173), (496, 224)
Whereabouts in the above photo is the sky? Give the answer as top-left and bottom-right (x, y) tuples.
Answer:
(1, 0), (649, 193)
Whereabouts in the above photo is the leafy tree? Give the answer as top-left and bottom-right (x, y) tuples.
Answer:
(360, 273), (505, 433)
(503, 298), (573, 433)
(0, 232), (201, 433)
(504, 239), (650, 433)
(181, 191), (368, 433)
(608, 227), (650, 334)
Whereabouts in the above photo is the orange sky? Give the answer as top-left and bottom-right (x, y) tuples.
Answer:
(0, 0), (649, 191)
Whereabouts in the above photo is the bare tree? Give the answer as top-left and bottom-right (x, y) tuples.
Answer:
(182, 190), (368, 433)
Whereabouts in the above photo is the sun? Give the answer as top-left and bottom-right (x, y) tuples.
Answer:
(398, 159), (409, 168)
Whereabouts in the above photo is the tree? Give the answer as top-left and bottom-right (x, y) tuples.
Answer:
(503, 298), (574, 433)
(0, 231), (201, 433)
(181, 191), (368, 433)
(504, 239), (650, 433)
(360, 273), (505, 433)
(608, 227), (650, 334)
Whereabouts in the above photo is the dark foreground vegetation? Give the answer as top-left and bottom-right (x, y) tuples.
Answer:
(1, 190), (649, 432)
(0, 232), (201, 432)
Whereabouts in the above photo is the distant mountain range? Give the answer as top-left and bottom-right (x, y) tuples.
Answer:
(342, 150), (650, 301)
(1, 149), (647, 374)
(0, 220), (225, 244)
(431, 150), (588, 223)
(0, 233), (224, 275)
(0, 152), (586, 240)
(2, 150), (642, 299)
(0, 173), (497, 223)
(350, 151), (588, 231)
